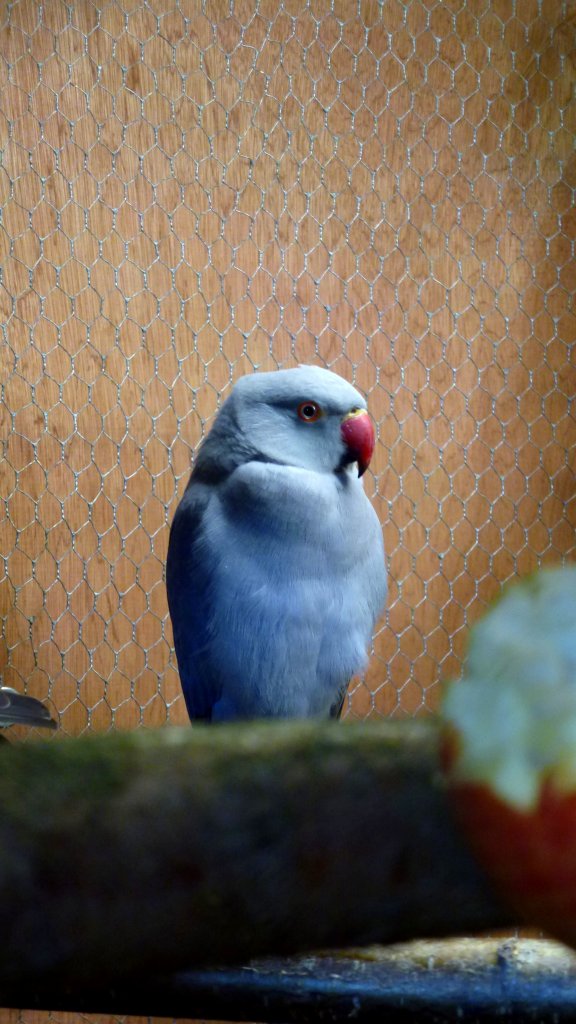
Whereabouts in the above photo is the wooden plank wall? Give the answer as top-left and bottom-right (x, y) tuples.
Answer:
(0, 0), (574, 1021)
(1, 0), (575, 742)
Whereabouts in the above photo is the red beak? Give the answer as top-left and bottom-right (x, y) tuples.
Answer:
(340, 409), (375, 477)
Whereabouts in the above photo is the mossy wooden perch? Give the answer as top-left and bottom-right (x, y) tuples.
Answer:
(0, 718), (511, 990)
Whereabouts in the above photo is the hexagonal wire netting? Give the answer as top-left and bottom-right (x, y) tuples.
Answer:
(0, 0), (575, 745)
(0, 0), (575, 1022)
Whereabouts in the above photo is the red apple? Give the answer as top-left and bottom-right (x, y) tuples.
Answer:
(442, 566), (576, 944)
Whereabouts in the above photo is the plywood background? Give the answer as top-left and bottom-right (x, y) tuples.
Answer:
(0, 0), (575, 744)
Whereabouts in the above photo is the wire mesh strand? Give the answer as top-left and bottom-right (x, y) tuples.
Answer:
(0, 0), (574, 742)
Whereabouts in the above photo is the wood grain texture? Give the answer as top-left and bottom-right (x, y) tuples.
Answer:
(0, 1), (575, 738)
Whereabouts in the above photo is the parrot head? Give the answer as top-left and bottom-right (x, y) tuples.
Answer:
(196, 365), (376, 479)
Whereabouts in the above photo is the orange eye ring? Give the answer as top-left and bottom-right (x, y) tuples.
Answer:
(297, 401), (322, 422)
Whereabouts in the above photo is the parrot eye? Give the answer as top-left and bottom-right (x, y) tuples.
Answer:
(297, 401), (322, 422)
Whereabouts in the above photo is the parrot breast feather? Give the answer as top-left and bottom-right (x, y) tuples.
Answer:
(168, 460), (385, 722)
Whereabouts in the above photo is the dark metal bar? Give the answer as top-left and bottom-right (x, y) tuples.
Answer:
(5, 940), (576, 1023)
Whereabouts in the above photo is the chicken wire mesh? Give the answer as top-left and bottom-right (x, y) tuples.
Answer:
(0, 0), (575, 742)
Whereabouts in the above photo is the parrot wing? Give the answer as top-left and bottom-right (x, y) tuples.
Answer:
(166, 481), (222, 721)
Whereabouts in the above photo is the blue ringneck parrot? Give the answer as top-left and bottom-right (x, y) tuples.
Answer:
(167, 365), (387, 722)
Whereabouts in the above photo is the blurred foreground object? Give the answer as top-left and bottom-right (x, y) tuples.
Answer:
(7, 938), (576, 1022)
(0, 687), (57, 731)
(443, 565), (576, 947)
(0, 719), (510, 990)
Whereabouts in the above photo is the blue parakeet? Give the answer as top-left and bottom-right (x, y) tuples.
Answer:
(167, 365), (387, 722)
